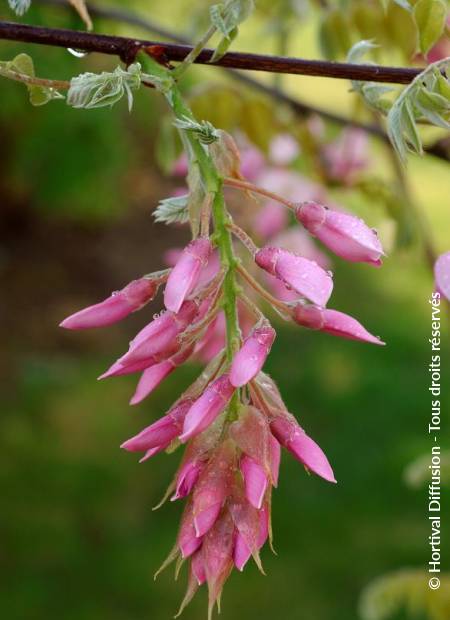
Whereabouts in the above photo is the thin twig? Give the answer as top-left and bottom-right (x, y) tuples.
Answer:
(0, 21), (424, 83)
(224, 177), (294, 209)
(0, 65), (70, 89)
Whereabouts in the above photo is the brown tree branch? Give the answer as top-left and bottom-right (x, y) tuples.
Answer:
(0, 21), (423, 83)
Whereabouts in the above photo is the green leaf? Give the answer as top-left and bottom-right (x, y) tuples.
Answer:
(153, 194), (189, 225)
(401, 99), (422, 154)
(0, 53), (64, 106)
(347, 39), (378, 64)
(413, 0), (447, 55)
(209, 0), (255, 61)
(67, 63), (142, 111)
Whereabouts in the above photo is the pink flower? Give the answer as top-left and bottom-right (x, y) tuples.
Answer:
(270, 412), (336, 483)
(180, 374), (235, 442)
(164, 238), (213, 313)
(120, 399), (192, 454)
(230, 324), (275, 388)
(192, 441), (235, 537)
(98, 357), (157, 380)
(129, 346), (194, 405)
(171, 459), (205, 501)
(293, 304), (385, 345)
(229, 406), (279, 486)
(255, 246), (333, 306)
(172, 152), (189, 177)
(295, 201), (384, 266)
(434, 251), (450, 301)
(272, 228), (331, 270)
(240, 455), (268, 509)
(323, 128), (369, 185)
(60, 277), (158, 330)
(233, 504), (269, 571)
(117, 300), (198, 367)
(269, 133), (299, 165)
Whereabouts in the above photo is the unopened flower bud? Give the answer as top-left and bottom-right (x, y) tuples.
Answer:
(270, 412), (336, 483)
(60, 277), (159, 330)
(295, 201), (384, 266)
(255, 246), (333, 306)
(230, 324), (275, 388)
(164, 238), (213, 313)
(180, 374), (235, 442)
(293, 304), (384, 345)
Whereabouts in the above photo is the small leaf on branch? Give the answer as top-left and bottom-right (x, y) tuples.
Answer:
(210, 0), (255, 62)
(413, 0), (447, 55)
(69, 0), (93, 31)
(173, 116), (220, 144)
(67, 63), (142, 111)
(387, 58), (450, 162)
(153, 194), (189, 225)
(0, 53), (65, 106)
(347, 40), (395, 113)
(8, 0), (31, 16)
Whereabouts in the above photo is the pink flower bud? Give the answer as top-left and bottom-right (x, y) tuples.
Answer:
(129, 346), (194, 406)
(240, 455), (268, 509)
(434, 251), (450, 301)
(255, 246), (333, 306)
(98, 357), (157, 380)
(164, 238), (213, 313)
(60, 277), (158, 330)
(295, 202), (384, 266)
(180, 374), (235, 442)
(120, 399), (192, 454)
(293, 304), (385, 345)
(118, 300), (198, 367)
(203, 510), (235, 615)
(230, 324), (275, 388)
(270, 413), (336, 483)
(171, 459), (205, 501)
(192, 441), (235, 537)
(229, 406), (278, 485)
(178, 501), (202, 559)
(233, 504), (269, 571)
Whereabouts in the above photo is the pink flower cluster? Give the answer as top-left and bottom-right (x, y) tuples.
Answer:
(61, 132), (385, 615)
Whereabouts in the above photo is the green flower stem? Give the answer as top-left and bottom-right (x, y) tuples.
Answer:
(138, 51), (242, 389)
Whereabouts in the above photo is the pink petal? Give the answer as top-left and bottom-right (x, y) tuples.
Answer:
(164, 238), (212, 313)
(60, 278), (158, 330)
(240, 455), (268, 509)
(180, 374), (235, 442)
(293, 304), (385, 345)
(296, 202), (384, 266)
(230, 324), (275, 388)
(129, 360), (175, 405)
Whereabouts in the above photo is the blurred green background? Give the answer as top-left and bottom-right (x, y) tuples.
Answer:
(1, 1), (449, 619)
